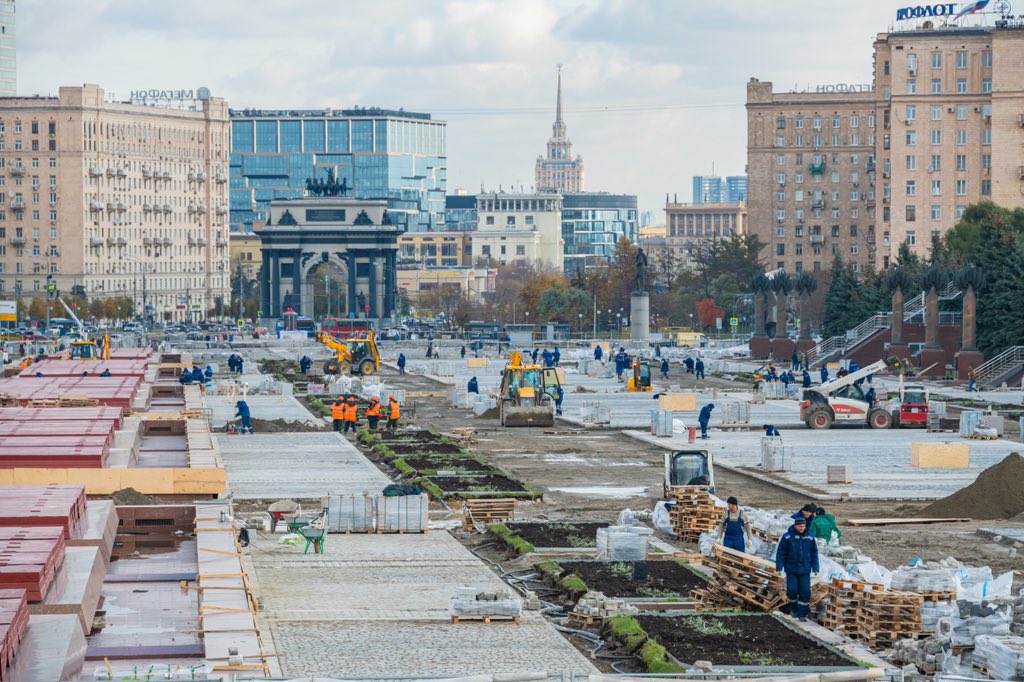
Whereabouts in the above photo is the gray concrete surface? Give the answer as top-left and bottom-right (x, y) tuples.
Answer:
(217, 432), (392, 499)
(205, 392), (319, 427)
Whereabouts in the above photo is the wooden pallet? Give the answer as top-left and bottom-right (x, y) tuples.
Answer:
(920, 591), (956, 602)
(450, 613), (520, 624)
(463, 498), (516, 530)
(568, 612), (605, 627)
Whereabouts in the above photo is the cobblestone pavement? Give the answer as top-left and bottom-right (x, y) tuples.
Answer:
(218, 432), (391, 499)
(222, 415), (598, 677)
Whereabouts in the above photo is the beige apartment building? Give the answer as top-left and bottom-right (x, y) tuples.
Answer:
(397, 231), (470, 267)
(230, 232), (262, 280)
(0, 84), (230, 320)
(748, 24), (1024, 272)
(664, 201), (749, 269)
(473, 192), (563, 270)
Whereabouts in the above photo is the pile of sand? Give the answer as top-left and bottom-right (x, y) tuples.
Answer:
(222, 418), (325, 433)
(919, 452), (1024, 520)
(110, 487), (162, 506)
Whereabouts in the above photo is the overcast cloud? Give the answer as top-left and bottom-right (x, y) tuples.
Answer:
(20, 1), (914, 217)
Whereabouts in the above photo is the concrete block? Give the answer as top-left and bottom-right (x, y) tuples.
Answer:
(658, 394), (697, 412)
(911, 442), (969, 468)
(466, 358), (489, 368)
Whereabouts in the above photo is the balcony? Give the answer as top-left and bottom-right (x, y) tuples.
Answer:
(88, 237), (103, 248)
(10, 200), (24, 211)
(9, 167), (24, 176)
(89, 200), (103, 212)
(808, 162), (826, 175)
(162, 237), (172, 247)
(142, 167), (153, 178)
(162, 204), (172, 213)
(216, 236), (228, 247)
(187, 170), (197, 182)
(143, 203), (153, 212)
(197, 236), (207, 247)
(188, 235), (197, 247)
(196, 171), (206, 182)
(215, 172), (227, 184)
(105, 167), (115, 177)
(188, 203), (198, 214)
(161, 171), (171, 181)
(115, 167), (126, 178)
(811, 200), (825, 209)
(106, 202), (115, 211)
(116, 236), (127, 247)
(10, 236), (25, 246)
(215, 205), (228, 215)
(809, 234), (824, 244)
(143, 237), (153, 247)
(89, 166), (103, 177)
(197, 202), (206, 212)
(116, 202), (126, 212)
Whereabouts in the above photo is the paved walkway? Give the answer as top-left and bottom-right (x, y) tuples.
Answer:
(218, 432), (390, 499)
(218, 425), (597, 677)
(205, 392), (319, 428)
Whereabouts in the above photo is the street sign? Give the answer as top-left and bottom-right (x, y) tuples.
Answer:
(0, 301), (14, 322)
(237, 319), (245, 329)
(175, 304), (185, 310)
(729, 317), (739, 328)
(189, 304), (202, 311)
(256, 311), (262, 319)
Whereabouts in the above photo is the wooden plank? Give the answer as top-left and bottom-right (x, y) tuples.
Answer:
(846, 517), (970, 527)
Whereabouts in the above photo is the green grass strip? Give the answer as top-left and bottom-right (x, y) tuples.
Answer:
(487, 522), (536, 555)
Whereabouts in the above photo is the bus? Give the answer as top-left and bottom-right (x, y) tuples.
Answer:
(320, 317), (373, 339)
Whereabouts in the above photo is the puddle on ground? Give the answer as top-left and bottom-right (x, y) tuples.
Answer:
(549, 486), (647, 498)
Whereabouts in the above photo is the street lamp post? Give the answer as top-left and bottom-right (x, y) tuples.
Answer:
(219, 257), (227, 323)
(577, 312), (583, 339)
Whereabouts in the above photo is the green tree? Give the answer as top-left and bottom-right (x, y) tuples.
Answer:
(821, 257), (857, 338)
(975, 220), (1024, 355)
(537, 287), (592, 324)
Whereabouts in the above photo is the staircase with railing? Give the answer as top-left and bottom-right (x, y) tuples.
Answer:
(975, 346), (1024, 388)
(804, 282), (960, 368)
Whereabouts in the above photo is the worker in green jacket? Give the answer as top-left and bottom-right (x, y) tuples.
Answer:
(809, 506), (842, 542)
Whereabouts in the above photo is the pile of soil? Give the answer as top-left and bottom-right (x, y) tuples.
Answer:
(401, 456), (492, 473)
(557, 561), (704, 598)
(379, 430), (440, 442)
(426, 473), (530, 494)
(477, 407), (500, 420)
(111, 487), (162, 506)
(919, 453), (1024, 519)
(509, 522), (609, 548)
(636, 614), (850, 667)
(224, 418), (325, 433)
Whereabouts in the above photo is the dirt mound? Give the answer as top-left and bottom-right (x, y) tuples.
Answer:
(477, 407), (500, 420)
(111, 487), (162, 506)
(245, 418), (325, 433)
(918, 453), (1024, 520)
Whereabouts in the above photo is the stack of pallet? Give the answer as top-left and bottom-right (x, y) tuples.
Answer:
(667, 486), (724, 543)
(856, 590), (924, 647)
(0, 588), (27, 681)
(691, 544), (829, 613)
(0, 526), (67, 601)
(823, 578), (885, 634)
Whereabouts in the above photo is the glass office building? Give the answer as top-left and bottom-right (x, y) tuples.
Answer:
(444, 194), (477, 231)
(229, 108), (446, 233)
(692, 174), (747, 204)
(562, 193), (639, 272)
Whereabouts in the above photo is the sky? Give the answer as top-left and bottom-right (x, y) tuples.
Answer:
(18, 1), (926, 217)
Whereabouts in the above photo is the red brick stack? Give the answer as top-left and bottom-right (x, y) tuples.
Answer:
(0, 588), (28, 681)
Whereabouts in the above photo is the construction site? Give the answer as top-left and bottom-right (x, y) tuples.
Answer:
(0, 327), (1021, 682)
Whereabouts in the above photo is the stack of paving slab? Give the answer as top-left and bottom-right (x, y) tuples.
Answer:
(972, 635), (1024, 680)
(323, 493), (429, 533)
(0, 376), (142, 408)
(18, 358), (153, 379)
(0, 406), (126, 469)
(0, 589), (27, 681)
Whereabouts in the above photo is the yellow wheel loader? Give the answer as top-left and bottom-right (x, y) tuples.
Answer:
(315, 330), (381, 376)
(497, 352), (561, 427)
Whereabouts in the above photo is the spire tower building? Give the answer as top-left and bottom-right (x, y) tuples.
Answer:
(535, 65), (584, 193)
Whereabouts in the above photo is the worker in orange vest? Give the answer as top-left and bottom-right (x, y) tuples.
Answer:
(365, 396), (383, 431)
(387, 395), (401, 431)
(330, 397), (345, 432)
(343, 396), (359, 433)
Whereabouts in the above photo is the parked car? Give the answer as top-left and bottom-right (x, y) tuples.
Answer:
(123, 322), (141, 332)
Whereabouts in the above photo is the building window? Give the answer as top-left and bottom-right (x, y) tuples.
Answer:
(525, 215), (534, 225)
(794, 134), (804, 147)
(931, 205), (942, 220)
(777, 116), (786, 129)
(931, 180), (941, 196)
(957, 105), (968, 120)
(906, 205), (916, 222)
(956, 179), (967, 195)
(982, 129), (992, 145)
(956, 204), (967, 219)
(906, 180), (917, 196)
(931, 78), (942, 94)
(831, 171), (840, 184)
(813, 134), (822, 147)
(776, 227), (786, 237)
(506, 216), (515, 225)
(906, 230), (916, 245)
(956, 78), (967, 94)
(906, 79), (917, 94)
(983, 50), (993, 68)
(794, 172), (804, 183)
(795, 244), (804, 256)
(906, 155), (916, 171)
(795, 226), (804, 237)
(982, 78), (992, 93)
(832, 225), (840, 237)
(813, 116), (822, 130)
(956, 154), (967, 171)
(931, 105), (942, 120)
(777, 154), (785, 165)
(851, 245), (859, 255)
(777, 191), (786, 201)
(931, 130), (941, 145)
(831, 134), (840, 146)
(851, 115), (860, 128)
(930, 52), (941, 69)
(776, 244), (785, 256)
(832, 116), (841, 128)
(981, 179), (992, 196)
(776, 173), (786, 184)
(776, 135), (785, 147)
(956, 129), (967, 145)
(982, 154), (992, 169)
(956, 51), (968, 68)
(485, 216), (494, 225)
(516, 245), (525, 255)
(481, 245), (490, 255)
(499, 245), (506, 255)
(776, 209), (785, 221)
(906, 130), (917, 146)
(795, 116), (803, 129)
(851, 133), (859, 145)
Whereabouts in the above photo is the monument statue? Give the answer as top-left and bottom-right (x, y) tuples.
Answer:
(304, 168), (350, 197)
(635, 247), (649, 292)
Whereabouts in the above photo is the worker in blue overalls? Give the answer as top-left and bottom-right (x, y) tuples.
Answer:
(716, 496), (752, 553)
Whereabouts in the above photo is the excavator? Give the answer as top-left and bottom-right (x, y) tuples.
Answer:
(627, 358), (653, 392)
(315, 330), (380, 376)
(56, 298), (110, 360)
(497, 351), (561, 427)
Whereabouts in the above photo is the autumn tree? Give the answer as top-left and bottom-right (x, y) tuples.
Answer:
(696, 298), (724, 332)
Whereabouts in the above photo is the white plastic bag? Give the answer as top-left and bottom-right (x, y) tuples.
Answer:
(957, 571), (1014, 602)
(850, 560), (892, 589)
(278, 533), (302, 545)
(652, 501), (674, 534)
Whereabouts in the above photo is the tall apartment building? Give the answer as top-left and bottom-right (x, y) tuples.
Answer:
(535, 68), (584, 193)
(748, 23), (1024, 272)
(692, 175), (748, 204)
(229, 108), (446, 233)
(664, 201), (748, 270)
(0, 84), (230, 318)
(0, 1), (14, 96)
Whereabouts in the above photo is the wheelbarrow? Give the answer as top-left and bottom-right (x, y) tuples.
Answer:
(266, 499), (300, 533)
